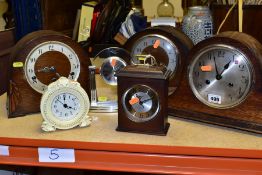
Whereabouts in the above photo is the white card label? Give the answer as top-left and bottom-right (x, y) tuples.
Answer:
(38, 148), (75, 163)
(208, 94), (222, 104)
(0, 145), (9, 156)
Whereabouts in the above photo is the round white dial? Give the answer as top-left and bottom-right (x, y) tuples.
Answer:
(51, 93), (80, 121)
(40, 77), (91, 131)
(24, 41), (81, 93)
(188, 45), (253, 108)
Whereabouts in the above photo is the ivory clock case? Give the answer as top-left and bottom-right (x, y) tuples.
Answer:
(7, 30), (91, 117)
(168, 31), (262, 133)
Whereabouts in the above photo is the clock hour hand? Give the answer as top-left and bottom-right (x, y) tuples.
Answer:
(66, 106), (76, 110)
(219, 60), (231, 76)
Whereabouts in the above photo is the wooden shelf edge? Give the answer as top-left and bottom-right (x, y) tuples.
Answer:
(0, 146), (259, 175)
(0, 137), (261, 159)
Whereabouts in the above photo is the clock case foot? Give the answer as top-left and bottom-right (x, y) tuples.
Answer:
(116, 123), (170, 136)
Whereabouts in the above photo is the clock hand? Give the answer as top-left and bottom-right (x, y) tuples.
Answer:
(37, 66), (56, 73)
(66, 105), (73, 109)
(219, 60), (231, 76)
(55, 98), (64, 105)
(213, 57), (219, 76)
(213, 57), (224, 80)
(140, 97), (152, 103)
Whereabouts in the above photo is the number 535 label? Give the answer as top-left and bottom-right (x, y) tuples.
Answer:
(208, 94), (222, 104)
(38, 148), (75, 163)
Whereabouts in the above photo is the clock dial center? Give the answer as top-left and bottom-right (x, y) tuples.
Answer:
(35, 51), (71, 84)
(141, 46), (168, 66)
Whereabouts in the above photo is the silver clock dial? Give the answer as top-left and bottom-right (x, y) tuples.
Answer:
(122, 85), (159, 122)
(188, 45), (253, 108)
(130, 35), (178, 76)
(51, 93), (80, 121)
(100, 57), (126, 86)
(24, 41), (80, 93)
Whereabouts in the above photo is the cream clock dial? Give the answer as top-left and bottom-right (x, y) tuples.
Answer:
(40, 77), (91, 132)
(24, 41), (81, 93)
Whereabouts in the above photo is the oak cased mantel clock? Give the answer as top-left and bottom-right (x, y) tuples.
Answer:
(116, 65), (170, 135)
(168, 31), (262, 133)
(124, 26), (193, 95)
(8, 30), (91, 117)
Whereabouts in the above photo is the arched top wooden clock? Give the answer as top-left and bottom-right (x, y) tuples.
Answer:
(8, 30), (91, 117)
(168, 31), (262, 133)
(124, 26), (193, 95)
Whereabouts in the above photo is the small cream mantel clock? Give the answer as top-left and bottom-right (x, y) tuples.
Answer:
(40, 77), (91, 132)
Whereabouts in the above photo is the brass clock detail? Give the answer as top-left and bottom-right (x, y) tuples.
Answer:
(124, 26), (193, 95)
(8, 30), (91, 117)
(117, 65), (170, 135)
(168, 31), (262, 133)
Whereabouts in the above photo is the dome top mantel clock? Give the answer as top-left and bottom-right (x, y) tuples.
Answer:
(124, 26), (193, 95)
(168, 31), (262, 134)
(8, 30), (91, 117)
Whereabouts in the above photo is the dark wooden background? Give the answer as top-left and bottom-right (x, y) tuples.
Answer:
(211, 4), (262, 44)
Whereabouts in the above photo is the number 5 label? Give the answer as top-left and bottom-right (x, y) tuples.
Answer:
(38, 148), (75, 162)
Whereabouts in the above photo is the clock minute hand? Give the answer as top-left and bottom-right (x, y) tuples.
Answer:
(55, 98), (64, 105)
(213, 57), (219, 76)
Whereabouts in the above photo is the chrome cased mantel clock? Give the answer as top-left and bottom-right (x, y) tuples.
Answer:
(40, 77), (92, 132)
(168, 31), (262, 134)
(116, 65), (170, 135)
(89, 47), (131, 112)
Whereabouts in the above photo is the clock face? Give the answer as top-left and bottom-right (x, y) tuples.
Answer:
(24, 41), (80, 93)
(188, 45), (254, 108)
(40, 77), (90, 130)
(130, 35), (178, 77)
(122, 85), (159, 122)
(51, 93), (80, 121)
(100, 57), (126, 86)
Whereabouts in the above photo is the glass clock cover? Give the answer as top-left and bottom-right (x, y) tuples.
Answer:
(122, 84), (159, 123)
